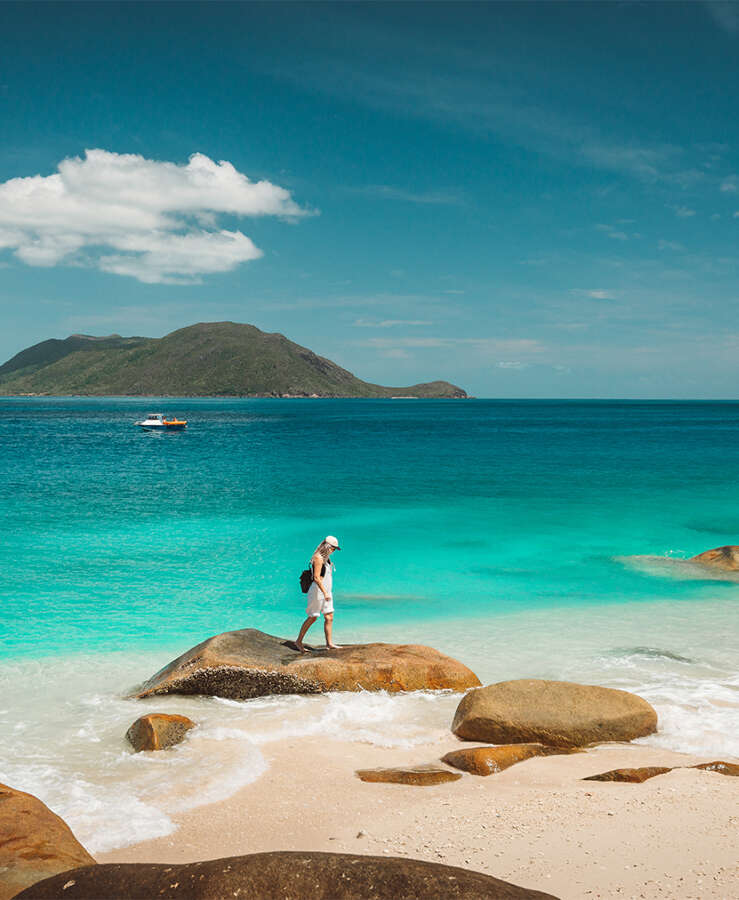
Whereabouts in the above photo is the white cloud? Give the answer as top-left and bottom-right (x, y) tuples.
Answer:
(658, 240), (686, 251)
(720, 175), (738, 192)
(0, 149), (308, 283)
(671, 205), (697, 218)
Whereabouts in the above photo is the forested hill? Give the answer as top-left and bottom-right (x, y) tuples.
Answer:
(0, 322), (467, 398)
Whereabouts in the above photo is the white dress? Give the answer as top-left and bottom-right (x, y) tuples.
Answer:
(306, 559), (334, 617)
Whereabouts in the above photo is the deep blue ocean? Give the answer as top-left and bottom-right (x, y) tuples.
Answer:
(1, 398), (737, 851)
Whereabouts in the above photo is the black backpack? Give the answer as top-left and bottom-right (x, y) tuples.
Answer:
(299, 561), (326, 593)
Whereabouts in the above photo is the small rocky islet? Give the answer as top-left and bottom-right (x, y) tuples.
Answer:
(4, 621), (736, 899)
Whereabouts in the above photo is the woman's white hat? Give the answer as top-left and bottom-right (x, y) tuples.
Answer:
(325, 535), (341, 549)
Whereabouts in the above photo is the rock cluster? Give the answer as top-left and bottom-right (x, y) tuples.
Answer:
(451, 679), (658, 748)
(133, 628), (481, 699)
(16, 851), (558, 899)
(0, 783), (95, 900)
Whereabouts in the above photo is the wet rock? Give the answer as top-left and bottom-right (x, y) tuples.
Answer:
(441, 743), (577, 776)
(452, 679), (657, 748)
(356, 765), (462, 786)
(692, 761), (739, 776)
(689, 545), (739, 571)
(133, 628), (480, 699)
(126, 713), (195, 751)
(15, 851), (559, 899)
(583, 766), (673, 783)
(0, 783), (95, 900)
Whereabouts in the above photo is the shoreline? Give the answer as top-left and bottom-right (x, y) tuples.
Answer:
(98, 734), (739, 899)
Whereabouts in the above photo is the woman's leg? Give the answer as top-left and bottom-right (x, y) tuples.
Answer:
(324, 612), (338, 649)
(295, 615), (317, 652)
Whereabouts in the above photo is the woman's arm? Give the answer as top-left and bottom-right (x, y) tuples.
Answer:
(312, 554), (331, 598)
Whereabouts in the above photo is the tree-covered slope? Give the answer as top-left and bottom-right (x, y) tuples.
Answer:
(0, 322), (467, 398)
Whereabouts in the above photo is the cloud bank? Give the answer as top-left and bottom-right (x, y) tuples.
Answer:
(0, 149), (307, 283)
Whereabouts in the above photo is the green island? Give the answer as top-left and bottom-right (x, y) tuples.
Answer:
(0, 321), (467, 398)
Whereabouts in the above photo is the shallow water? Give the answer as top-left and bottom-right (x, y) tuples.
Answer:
(1, 398), (737, 849)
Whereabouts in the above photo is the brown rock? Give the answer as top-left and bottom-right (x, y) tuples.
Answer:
(583, 761), (739, 783)
(451, 679), (658, 748)
(15, 851), (559, 899)
(689, 545), (739, 570)
(356, 765), (462, 786)
(133, 628), (480, 699)
(583, 766), (673, 783)
(441, 743), (577, 776)
(692, 760), (739, 776)
(0, 783), (95, 900)
(126, 713), (195, 751)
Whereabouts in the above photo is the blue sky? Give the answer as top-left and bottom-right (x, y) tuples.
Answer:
(1, 1), (738, 397)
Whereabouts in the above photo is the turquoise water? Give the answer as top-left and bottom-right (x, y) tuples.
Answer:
(3, 397), (739, 656)
(1, 398), (738, 851)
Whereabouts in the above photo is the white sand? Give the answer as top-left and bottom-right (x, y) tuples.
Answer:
(99, 735), (739, 899)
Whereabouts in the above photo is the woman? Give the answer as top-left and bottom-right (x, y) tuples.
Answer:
(294, 535), (341, 652)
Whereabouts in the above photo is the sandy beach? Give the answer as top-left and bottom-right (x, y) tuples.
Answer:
(99, 734), (739, 899)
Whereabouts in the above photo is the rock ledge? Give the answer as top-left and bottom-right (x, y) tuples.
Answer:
(134, 628), (481, 699)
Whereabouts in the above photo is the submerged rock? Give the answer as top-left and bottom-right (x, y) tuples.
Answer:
(689, 545), (739, 570)
(356, 765), (462, 786)
(15, 851), (559, 899)
(126, 713), (195, 751)
(441, 743), (578, 776)
(0, 782), (95, 900)
(133, 628), (481, 699)
(451, 679), (658, 748)
(583, 766), (673, 783)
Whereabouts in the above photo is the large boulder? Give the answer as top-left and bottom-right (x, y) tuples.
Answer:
(126, 713), (195, 751)
(441, 743), (577, 776)
(356, 765), (462, 786)
(0, 783), (95, 900)
(16, 851), (558, 899)
(689, 545), (739, 571)
(451, 679), (657, 748)
(133, 629), (481, 699)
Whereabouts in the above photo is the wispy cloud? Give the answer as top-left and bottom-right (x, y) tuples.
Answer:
(658, 239), (686, 251)
(358, 336), (543, 353)
(570, 289), (617, 300)
(720, 175), (738, 192)
(347, 184), (463, 206)
(0, 149), (309, 283)
(352, 318), (432, 328)
(596, 224), (631, 241)
(705, 1), (739, 34)
(670, 205), (697, 218)
(280, 53), (704, 188)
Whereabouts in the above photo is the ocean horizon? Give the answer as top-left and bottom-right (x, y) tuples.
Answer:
(2, 396), (737, 852)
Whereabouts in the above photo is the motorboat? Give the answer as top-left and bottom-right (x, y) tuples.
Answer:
(135, 413), (187, 430)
